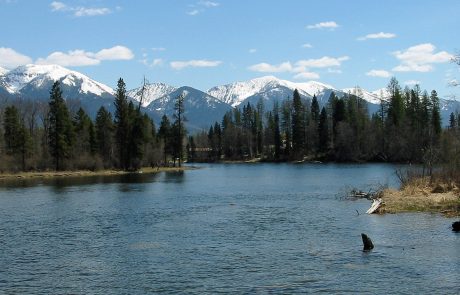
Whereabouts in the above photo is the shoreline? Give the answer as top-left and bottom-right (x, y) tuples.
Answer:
(378, 178), (460, 217)
(0, 166), (190, 181)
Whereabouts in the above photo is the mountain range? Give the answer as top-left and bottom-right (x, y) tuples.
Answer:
(0, 64), (459, 131)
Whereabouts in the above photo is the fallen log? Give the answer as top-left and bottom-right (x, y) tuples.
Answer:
(366, 198), (383, 214)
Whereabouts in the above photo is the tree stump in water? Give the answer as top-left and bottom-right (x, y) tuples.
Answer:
(361, 233), (374, 251)
(452, 221), (460, 232)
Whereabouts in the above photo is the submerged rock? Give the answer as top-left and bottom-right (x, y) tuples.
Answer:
(452, 221), (460, 232)
(361, 233), (374, 251)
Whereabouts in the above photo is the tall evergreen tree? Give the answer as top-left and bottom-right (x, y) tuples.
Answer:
(3, 105), (31, 171)
(173, 92), (186, 167)
(95, 106), (114, 167)
(114, 78), (130, 170)
(158, 114), (172, 165)
(48, 81), (74, 171)
(291, 89), (306, 158)
(318, 107), (329, 153)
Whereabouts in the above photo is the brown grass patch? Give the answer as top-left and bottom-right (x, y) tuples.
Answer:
(379, 177), (460, 216)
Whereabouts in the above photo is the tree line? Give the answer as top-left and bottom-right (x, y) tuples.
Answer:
(1, 76), (459, 176)
(0, 78), (186, 172)
(189, 78), (451, 169)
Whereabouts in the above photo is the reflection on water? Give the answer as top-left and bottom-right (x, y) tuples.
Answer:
(0, 163), (458, 294)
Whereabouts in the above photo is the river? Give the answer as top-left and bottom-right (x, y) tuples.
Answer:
(0, 163), (458, 294)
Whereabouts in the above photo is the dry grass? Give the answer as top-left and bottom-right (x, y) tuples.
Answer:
(379, 177), (460, 216)
(0, 166), (189, 180)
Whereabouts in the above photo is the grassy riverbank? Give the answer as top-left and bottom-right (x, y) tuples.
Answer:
(0, 166), (189, 180)
(379, 178), (460, 216)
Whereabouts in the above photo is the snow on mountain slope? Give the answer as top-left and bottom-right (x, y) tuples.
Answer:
(0, 67), (8, 76)
(208, 76), (339, 107)
(0, 64), (113, 96)
(127, 83), (177, 107)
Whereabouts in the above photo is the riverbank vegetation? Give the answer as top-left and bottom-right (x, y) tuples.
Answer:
(0, 78), (186, 173)
(1, 75), (460, 191)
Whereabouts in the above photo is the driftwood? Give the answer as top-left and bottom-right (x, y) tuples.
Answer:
(361, 233), (374, 251)
(366, 198), (383, 214)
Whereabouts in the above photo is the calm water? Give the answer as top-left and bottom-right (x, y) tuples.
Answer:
(0, 163), (458, 294)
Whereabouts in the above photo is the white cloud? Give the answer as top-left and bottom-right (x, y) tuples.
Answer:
(294, 71), (320, 80)
(327, 68), (342, 74)
(249, 48), (257, 53)
(50, 1), (112, 17)
(170, 59), (222, 70)
(0, 47), (33, 68)
(357, 32), (396, 41)
(301, 43), (313, 48)
(248, 62), (292, 73)
(94, 46), (134, 60)
(50, 1), (66, 11)
(392, 43), (452, 72)
(404, 80), (420, 86)
(74, 7), (111, 17)
(36, 46), (134, 67)
(295, 56), (349, 69)
(37, 50), (100, 66)
(152, 58), (163, 67)
(248, 56), (348, 80)
(306, 21), (339, 30)
(198, 1), (219, 7)
(187, 9), (200, 15)
(366, 69), (391, 78)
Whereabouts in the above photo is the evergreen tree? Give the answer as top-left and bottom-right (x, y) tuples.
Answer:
(273, 101), (282, 160)
(449, 112), (457, 129)
(291, 89), (306, 158)
(158, 114), (172, 165)
(48, 81), (74, 171)
(3, 105), (31, 170)
(173, 92), (186, 167)
(318, 107), (329, 153)
(114, 78), (130, 170)
(95, 106), (114, 167)
(430, 90), (442, 138)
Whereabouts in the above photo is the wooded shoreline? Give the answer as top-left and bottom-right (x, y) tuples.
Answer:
(0, 166), (189, 181)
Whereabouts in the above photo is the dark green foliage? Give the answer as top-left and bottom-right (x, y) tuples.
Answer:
(95, 106), (114, 166)
(48, 81), (74, 171)
(318, 107), (329, 153)
(3, 105), (31, 171)
(291, 89), (306, 159)
(114, 78), (130, 169)
(158, 114), (172, 165)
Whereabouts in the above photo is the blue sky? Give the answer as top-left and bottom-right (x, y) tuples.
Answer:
(1, 0), (459, 97)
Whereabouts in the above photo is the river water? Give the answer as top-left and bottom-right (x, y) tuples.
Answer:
(0, 163), (458, 294)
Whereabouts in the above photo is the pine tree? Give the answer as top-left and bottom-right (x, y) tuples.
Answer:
(291, 89), (306, 158)
(48, 81), (74, 171)
(158, 114), (172, 165)
(3, 105), (31, 171)
(273, 101), (282, 160)
(173, 92), (186, 167)
(114, 78), (131, 170)
(430, 90), (442, 138)
(95, 106), (114, 167)
(318, 107), (329, 153)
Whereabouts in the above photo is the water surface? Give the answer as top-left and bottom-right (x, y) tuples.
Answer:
(0, 163), (458, 294)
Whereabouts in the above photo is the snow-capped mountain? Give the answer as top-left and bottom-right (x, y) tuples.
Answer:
(147, 86), (232, 130)
(1, 65), (459, 130)
(208, 76), (341, 107)
(0, 67), (8, 76)
(127, 82), (177, 107)
(0, 64), (113, 96)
